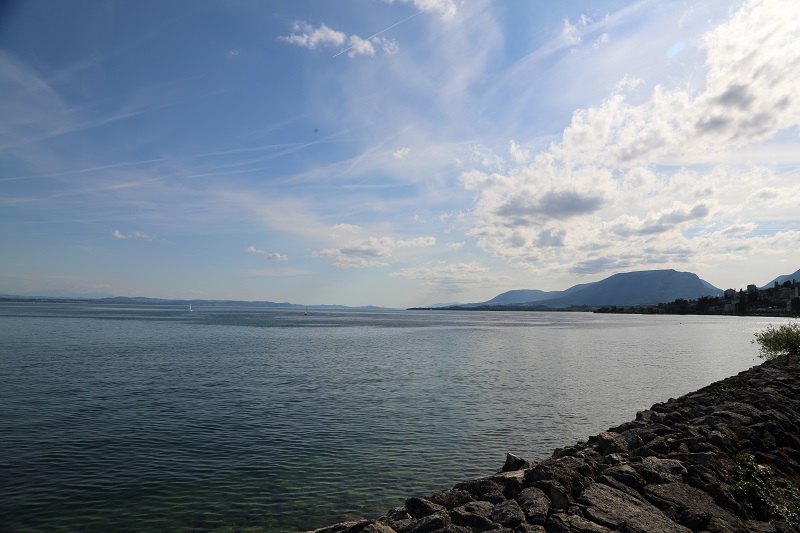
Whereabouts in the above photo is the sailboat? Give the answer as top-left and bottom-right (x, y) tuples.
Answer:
(189, 303), (193, 312)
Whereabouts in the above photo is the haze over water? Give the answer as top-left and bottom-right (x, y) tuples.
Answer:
(0, 303), (782, 532)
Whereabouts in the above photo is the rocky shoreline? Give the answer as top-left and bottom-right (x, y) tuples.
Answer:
(309, 357), (800, 532)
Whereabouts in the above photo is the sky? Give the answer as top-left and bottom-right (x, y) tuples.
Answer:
(1, 0), (799, 308)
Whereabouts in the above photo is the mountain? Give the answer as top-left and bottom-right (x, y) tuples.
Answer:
(539, 270), (722, 307)
(468, 269), (722, 309)
(762, 267), (800, 288)
(484, 283), (593, 304)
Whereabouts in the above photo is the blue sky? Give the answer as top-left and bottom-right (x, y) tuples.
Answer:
(1, 0), (799, 307)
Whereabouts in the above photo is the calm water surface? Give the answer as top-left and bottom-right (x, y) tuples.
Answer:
(0, 303), (785, 532)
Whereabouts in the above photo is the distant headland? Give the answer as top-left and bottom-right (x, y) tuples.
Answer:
(411, 268), (800, 317)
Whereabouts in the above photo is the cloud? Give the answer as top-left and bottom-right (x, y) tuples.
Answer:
(390, 262), (495, 293)
(314, 235), (435, 267)
(393, 147), (411, 159)
(386, 0), (458, 21)
(112, 229), (153, 240)
(495, 190), (606, 224)
(456, 0), (800, 280)
(279, 22), (346, 49)
(508, 140), (529, 164)
(280, 21), (399, 58)
(332, 223), (362, 233)
(593, 33), (609, 49)
(561, 19), (582, 47)
(246, 245), (288, 261)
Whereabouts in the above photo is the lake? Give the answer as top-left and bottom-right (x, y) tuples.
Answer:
(0, 303), (784, 532)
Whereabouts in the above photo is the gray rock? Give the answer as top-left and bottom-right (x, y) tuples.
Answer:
(405, 497), (446, 519)
(426, 489), (474, 510)
(593, 431), (628, 454)
(448, 503), (496, 532)
(643, 482), (743, 532)
(515, 487), (550, 524)
(491, 499), (525, 528)
(545, 512), (614, 532)
(310, 520), (397, 533)
(576, 482), (691, 533)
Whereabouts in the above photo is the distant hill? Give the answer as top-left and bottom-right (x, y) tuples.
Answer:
(0, 295), (393, 310)
(460, 269), (722, 309)
(538, 270), (722, 307)
(762, 267), (800, 288)
(484, 283), (593, 304)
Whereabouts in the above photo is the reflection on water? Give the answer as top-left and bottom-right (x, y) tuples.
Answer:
(0, 304), (780, 531)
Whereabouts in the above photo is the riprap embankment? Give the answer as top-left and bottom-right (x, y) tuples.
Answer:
(309, 357), (800, 532)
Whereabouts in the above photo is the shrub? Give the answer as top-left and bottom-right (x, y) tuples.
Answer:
(753, 321), (800, 365)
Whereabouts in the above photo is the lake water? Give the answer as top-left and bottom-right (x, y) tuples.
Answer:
(0, 303), (786, 532)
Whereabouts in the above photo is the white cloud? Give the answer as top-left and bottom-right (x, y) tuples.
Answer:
(447, 242), (465, 250)
(393, 147), (411, 159)
(280, 22), (399, 59)
(112, 229), (153, 240)
(390, 262), (496, 293)
(561, 19), (582, 46)
(246, 245), (288, 261)
(332, 223), (362, 233)
(593, 33), (609, 49)
(280, 22), (346, 49)
(457, 0), (800, 281)
(314, 235), (435, 268)
(386, 0), (458, 21)
(508, 140), (529, 164)
(396, 236), (436, 248)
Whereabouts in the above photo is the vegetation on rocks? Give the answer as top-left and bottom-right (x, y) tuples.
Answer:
(731, 453), (800, 527)
(753, 321), (800, 364)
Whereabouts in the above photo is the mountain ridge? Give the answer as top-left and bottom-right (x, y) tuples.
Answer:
(451, 269), (725, 309)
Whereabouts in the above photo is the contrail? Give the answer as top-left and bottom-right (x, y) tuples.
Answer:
(333, 10), (422, 58)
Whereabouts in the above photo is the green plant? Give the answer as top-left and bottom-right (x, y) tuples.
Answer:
(752, 321), (800, 365)
(730, 454), (800, 526)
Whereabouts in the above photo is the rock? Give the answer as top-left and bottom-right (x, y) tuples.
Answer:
(525, 455), (595, 507)
(503, 452), (535, 472)
(309, 359), (800, 533)
(310, 520), (397, 533)
(453, 477), (506, 503)
(632, 456), (687, 484)
(599, 464), (645, 489)
(405, 497), (446, 519)
(545, 512), (614, 532)
(577, 483), (691, 533)
(643, 482), (743, 532)
(426, 489), (474, 510)
(515, 487), (550, 525)
(491, 499), (525, 528)
(448, 502), (496, 532)
(592, 431), (628, 454)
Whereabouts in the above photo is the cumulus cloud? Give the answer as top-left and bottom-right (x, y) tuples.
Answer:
(508, 140), (529, 164)
(246, 245), (288, 261)
(457, 0), (800, 279)
(280, 22), (399, 58)
(314, 235), (435, 268)
(280, 22), (346, 49)
(112, 229), (152, 240)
